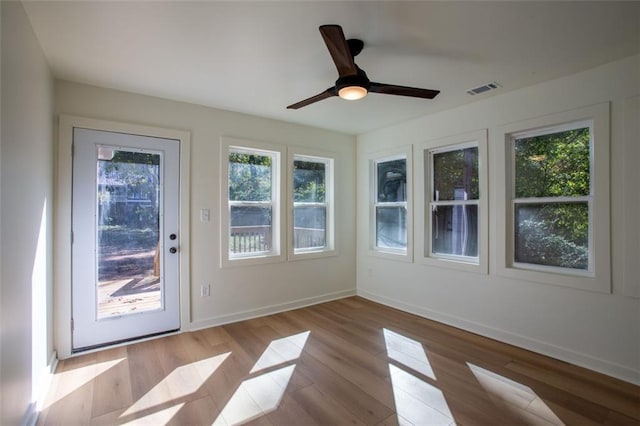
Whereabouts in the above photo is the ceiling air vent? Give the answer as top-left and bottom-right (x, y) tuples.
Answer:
(466, 81), (501, 96)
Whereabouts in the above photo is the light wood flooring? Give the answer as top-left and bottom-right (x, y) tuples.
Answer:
(38, 297), (639, 425)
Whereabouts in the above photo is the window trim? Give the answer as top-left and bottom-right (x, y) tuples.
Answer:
(287, 148), (336, 261)
(494, 103), (610, 293)
(368, 147), (413, 262)
(416, 130), (488, 274)
(509, 120), (594, 276)
(220, 137), (286, 267)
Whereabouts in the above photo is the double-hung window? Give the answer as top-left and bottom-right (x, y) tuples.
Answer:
(290, 153), (335, 259)
(371, 148), (412, 259)
(511, 122), (592, 271)
(428, 143), (479, 261)
(221, 138), (285, 266)
(417, 129), (487, 272)
(496, 103), (610, 292)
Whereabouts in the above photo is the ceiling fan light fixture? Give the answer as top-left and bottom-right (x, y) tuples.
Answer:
(338, 85), (368, 100)
(286, 25), (440, 110)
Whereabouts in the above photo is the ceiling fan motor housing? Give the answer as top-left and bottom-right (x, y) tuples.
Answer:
(286, 25), (439, 109)
(336, 69), (370, 92)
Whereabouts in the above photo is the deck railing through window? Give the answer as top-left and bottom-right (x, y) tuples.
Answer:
(230, 226), (271, 254)
(230, 226), (325, 254)
(293, 227), (326, 250)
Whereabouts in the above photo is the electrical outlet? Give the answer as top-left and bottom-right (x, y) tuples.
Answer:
(201, 284), (210, 297)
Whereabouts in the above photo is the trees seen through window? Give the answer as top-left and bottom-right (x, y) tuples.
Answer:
(512, 125), (591, 270)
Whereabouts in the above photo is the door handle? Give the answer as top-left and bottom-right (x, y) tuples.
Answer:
(169, 247), (178, 254)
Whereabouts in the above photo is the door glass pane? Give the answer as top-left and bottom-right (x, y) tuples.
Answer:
(514, 202), (589, 270)
(96, 147), (161, 319)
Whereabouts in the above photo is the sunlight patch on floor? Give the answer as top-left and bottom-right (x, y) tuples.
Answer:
(123, 402), (185, 425)
(250, 331), (310, 374)
(43, 358), (125, 409)
(383, 328), (436, 380)
(389, 364), (453, 426)
(467, 362), (564, 425)
(215, 330), (310, 425)
(122, 352), (230, 418)
(384, 329), (454, 426)
(214, 365), (296, 425)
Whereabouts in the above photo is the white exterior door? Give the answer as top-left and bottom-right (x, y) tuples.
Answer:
(72, 128), (180, 350)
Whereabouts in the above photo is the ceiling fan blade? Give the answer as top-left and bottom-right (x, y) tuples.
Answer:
(369, 82), (440, 99)
(319, 25), (358, 77)
(287, 87), (336, 109)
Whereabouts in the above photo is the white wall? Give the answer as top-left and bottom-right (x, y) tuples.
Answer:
(356, 55), (640, 384)
(1, 1), (55, 424)
(54, 81), (356, 344)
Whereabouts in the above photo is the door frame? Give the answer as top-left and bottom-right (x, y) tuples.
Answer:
(55, 115), (191, 359)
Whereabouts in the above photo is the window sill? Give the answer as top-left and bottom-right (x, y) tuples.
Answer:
(221, 252), (285, 268)
(418, 255), (487, 274)
(369, 248), (413, 263)
(495, 264), (610, 294)
(288, 248), (337, 262)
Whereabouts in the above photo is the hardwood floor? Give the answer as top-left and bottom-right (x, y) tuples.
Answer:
(38, 297), (639, 425)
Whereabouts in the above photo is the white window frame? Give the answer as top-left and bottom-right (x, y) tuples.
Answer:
(416, 130), (488, 274)
(495, 103), (610, 293)
(221, 137), (286, 267)
(511, 121), (593, 274)
(369, 147), (413, 262)
(288, 148), (336, 261)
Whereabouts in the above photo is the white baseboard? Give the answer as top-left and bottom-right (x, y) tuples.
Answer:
(21, 351), (58, 426)
(358, 289), (640, 386)
(188, 289), (357, 332)
(21, 402), (38, 426)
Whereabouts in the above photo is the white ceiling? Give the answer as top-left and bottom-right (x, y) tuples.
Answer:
(22, 1), (640, 135)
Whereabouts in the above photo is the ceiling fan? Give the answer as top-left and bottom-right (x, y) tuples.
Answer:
(287, 25), (440, 110)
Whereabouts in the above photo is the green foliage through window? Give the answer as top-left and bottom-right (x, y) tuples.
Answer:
(515, 128), (590, 198)
(294, 160), (325, 203)
(513, 125), (591, 270)
(432, 147), (479, 201)
(229, 152), (273, 202)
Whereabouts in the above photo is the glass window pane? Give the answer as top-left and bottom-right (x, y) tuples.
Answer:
(229, 153), (272, 202)
(294, 160), (325, 203)
(96, 149), (161, 319)
(230, 205), (272, 254)
(515, 127), (590, 198)
(514, 202), (589, 270)
(432, 147), (479, 201)
(294, 206), (326, 249)
(376, 206), (407, 250)
(431, 204), (478, 257)
(377, 159), (406, 202)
